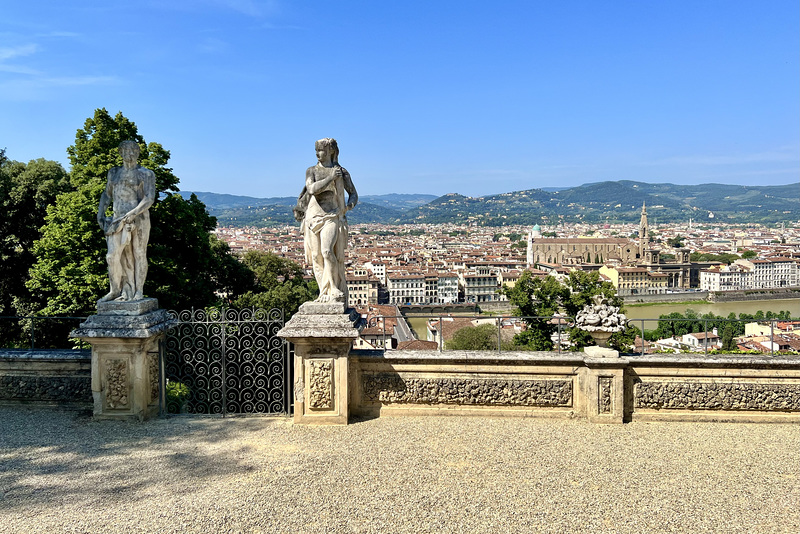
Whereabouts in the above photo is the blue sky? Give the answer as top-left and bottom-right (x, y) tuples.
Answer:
(1, 1), (797, 198)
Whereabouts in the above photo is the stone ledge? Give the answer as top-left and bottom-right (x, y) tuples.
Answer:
(0, 349), (91, 361)
(97, 298), (159, 316)
(277, 307), (362, 341)
(352, 349), (586, 365)
(298, 301), (349, 315)
(71, 309), (175, 339)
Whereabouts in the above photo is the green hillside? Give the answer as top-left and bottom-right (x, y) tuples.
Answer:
(203, 181), (799, 227)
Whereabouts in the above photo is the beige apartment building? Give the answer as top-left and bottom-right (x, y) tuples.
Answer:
(599, 266), (668, 296)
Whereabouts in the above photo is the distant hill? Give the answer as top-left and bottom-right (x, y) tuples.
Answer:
(180, 191), (296, 209)
(402, 181), (800, 226)
(360, 193), (438, 210)
(188, 182), (799, 227)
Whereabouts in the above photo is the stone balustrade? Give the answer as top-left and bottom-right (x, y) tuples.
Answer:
(2, 348), (799, 424)
(0, 349), (91, 406)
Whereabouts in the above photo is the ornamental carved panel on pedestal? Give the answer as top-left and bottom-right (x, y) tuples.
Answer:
(598, 377), (612, 414)
(634, 380), (800, 412)
(105, 359), (129, 410)
(308, 359), (334, 410)
(148, 353), (159, 405)
(362, 373), (573, 407)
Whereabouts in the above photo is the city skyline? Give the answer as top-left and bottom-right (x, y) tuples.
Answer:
(1, 1), (798, 198)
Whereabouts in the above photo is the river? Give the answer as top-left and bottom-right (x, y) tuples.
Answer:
(623, 298), (800, 320)
(404, 298), (799, 340)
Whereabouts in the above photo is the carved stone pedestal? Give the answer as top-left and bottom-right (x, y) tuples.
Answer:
(277, 302), (362, 425)
(584, 357), (628, 424)
(71, 298), (174, 420)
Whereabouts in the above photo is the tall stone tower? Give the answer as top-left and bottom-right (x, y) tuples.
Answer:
(638, 202), (648, 258)
(527, 224), (541, 268)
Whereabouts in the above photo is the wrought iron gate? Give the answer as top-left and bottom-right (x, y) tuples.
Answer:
(161, 308), (291, 415)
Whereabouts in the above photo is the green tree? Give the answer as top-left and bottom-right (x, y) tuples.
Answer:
(504, 270), (631, 351)
(25, 109), (245, 340)
(232, 251), (317, 318)
(667, 235), (685, 248)
(0, 153), (71, 344)
(446, 323), (502, 350)
(721, 325), (736, 351)
(502, 272), (566, 351)
(740, 250), (757, 259)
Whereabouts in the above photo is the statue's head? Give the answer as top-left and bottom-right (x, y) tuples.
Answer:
(315, 138), (339, 165)
(119, 140), (140, 163)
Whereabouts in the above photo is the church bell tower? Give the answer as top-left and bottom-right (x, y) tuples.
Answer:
(638, 202), (648, 258)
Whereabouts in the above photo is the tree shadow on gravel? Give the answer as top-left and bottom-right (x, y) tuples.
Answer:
(0, 406), (288, 511)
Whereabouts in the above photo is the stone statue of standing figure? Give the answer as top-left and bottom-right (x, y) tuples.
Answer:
(97, 140), (156, 303)
(294, 138), (358, 304)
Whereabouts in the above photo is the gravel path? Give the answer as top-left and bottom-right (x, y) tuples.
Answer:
(1, 406), (798, 533)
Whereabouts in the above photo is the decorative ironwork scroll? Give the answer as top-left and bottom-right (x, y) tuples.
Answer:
(162, 308), (290, 415)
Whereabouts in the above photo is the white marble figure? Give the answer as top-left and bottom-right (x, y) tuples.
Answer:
(294, 138), (358, 304)
(97, 140), (156, 303)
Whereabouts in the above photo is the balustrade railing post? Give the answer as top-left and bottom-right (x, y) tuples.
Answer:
(497, 316), (501, 352)
(31, 317), (36, 350)
(771, 320), (775, 356)
(557, 317), (562, 355)
(439, 315), (443, 352)
(640, 319), (645, 356)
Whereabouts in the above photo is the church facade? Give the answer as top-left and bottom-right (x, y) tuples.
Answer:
(526, 203), (692, 290)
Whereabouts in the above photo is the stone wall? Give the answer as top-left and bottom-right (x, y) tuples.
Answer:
(0, 349), (92, 406)
(626, 354), (800, 422)
(708, 287), (800, 303)
(623, 291), (709, 304)
(349, 350), (800, 423)
(350, 351), (594, 419)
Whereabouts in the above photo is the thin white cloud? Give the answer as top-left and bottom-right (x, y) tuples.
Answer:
(412, 169), (523, 178)
(198, 37), (231, 54)
(645, 149), (797, 167)
(0, 64), (41, 75)
(210, 0), (275, 17)
(0, 43), (37, 61)
(146, 0), (278, 17)
(0, 75), (119, 101)
(261, 22), (304, 30)
(43, 75), (118, 86)
(34, 31), (81, 39)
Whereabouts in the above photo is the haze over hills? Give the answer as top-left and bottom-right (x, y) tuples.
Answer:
(183, 181), (800, 227)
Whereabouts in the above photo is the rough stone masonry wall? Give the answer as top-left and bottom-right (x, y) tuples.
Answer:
(0, 350), (92, 405)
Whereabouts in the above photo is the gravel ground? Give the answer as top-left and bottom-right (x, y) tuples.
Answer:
(1, 406), (798, 534)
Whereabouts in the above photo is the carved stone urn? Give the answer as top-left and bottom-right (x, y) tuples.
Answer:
(588, 330), (614, 348)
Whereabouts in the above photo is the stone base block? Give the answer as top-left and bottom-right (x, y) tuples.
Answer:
(71, 300), (174, 421)
(87, 337), (161, 421)
(298, 301), (348, 315)
(584, 358), (628, 424)
(278, 305), (363, 425)
(97, 298), (159, 316)
(584, 346), (620, 358)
